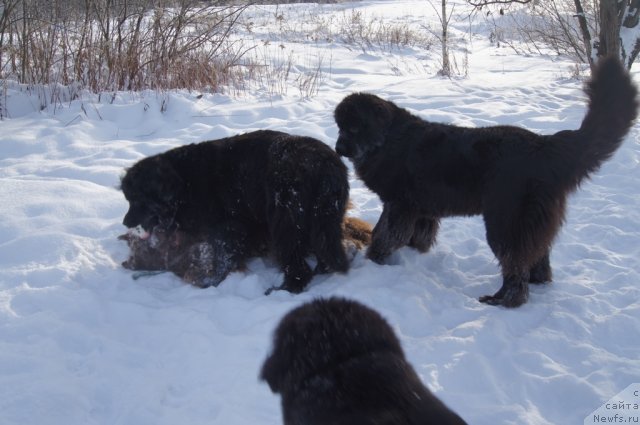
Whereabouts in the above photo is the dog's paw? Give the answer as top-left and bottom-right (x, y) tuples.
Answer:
(479, 275), (530, 308)
(529, 266), (552, 284)
(479, 286), (529, 308)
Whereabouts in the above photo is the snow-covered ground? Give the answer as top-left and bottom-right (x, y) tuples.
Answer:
(1, 1), (639, 424)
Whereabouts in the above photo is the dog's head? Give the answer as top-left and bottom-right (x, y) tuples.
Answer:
(334, 93), (395, 164)
(120, 155), (186, 232)
(260, 297), (403, 393)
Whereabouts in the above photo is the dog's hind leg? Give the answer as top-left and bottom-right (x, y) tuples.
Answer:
(408, 216), (440, 253)
(481, 251), (551, 306)
(310, 185), (350, 276)
(367, 202), (420, 264)
(480, 181), (563, 307)
(312, 221), (349, 275)
(480, 220), (531, 307)
(529, 252), (552, 284)
(271, 226), (313, 293)
(268, 187), (314, 293)
(279, 257), (314, 293)
(479, 267), (530, 308)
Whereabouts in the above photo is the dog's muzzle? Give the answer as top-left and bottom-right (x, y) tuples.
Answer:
(335, 138), (350, 157)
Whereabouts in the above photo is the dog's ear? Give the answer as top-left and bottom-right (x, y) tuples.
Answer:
(148, 158), (186, 204)
(370, 95), (395, 131)
(260, 317), (301, 394)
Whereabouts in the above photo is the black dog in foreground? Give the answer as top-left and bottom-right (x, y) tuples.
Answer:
(334, 57), (638, 307)
(120, 130), (350, 293)
(261, 297), (467, 425)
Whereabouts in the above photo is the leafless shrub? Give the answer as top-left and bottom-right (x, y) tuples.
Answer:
(337, 9), (433, 53)
(1, 0), (437, 112)
(485, 0), (597, 64)
(245, 42), (295, 98)
(232, 41), (329, 100)
(0, 0), (250, 94)
(295, 51), (329, 99)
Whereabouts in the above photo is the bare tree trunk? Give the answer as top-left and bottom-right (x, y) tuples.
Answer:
(466, 0), (640, 70)
(596, 0), (640, 69)
(598, 0), (620, 59)
(0, 0), (21, 77)
(573, 0), (594, 69)
(20, 1), (28, 83)
(441, 0), (450, 75)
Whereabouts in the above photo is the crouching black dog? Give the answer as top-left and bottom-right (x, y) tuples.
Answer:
(334, 57), (637, 307)
(120, 130), (350, 293)
(261, 297), (468, 425)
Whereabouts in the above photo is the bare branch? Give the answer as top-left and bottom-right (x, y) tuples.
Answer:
(467, 0), (533, 9)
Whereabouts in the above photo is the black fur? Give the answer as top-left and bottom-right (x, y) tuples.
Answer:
(260, 297), (467, 425)
(334, 57), (637, 307)
(121, 130), (350, 293)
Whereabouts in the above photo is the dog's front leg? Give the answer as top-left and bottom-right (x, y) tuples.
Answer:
(408, 216), (440, 253)
(367, 202), (418, 264)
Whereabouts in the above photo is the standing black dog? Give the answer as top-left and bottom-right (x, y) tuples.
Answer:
(121, 130), (349, 293)
(261, 297), (468, 425)
(334, 57), (637, 307)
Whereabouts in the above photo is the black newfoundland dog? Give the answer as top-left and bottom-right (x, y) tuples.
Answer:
(334, 57), (637, 307)
(261, 297), (467, 425)
(120, 130), (350, 293)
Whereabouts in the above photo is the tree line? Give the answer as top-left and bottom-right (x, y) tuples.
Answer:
(468, 0), (640, 71)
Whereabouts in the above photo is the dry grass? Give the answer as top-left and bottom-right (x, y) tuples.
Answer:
(0, 0), (249, 93)
(0, 0), (436, 113)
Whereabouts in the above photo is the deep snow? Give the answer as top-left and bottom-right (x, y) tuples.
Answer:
(1, 2), (639, 424)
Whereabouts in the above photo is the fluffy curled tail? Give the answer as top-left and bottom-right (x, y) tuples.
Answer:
(560, 56), (638, 184)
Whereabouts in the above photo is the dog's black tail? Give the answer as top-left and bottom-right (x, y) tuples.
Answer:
(554, 56), (638, 188)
